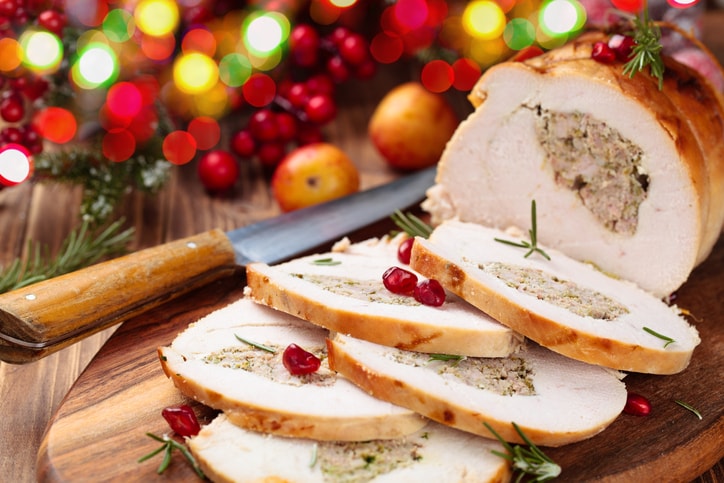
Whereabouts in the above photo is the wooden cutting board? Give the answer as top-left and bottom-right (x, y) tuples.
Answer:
(37, 226), (724, 482)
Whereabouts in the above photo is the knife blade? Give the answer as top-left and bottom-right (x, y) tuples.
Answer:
(0, 167), (436, 364)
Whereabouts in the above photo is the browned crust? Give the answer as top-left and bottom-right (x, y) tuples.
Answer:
(245, 264), (517, 357)
(408, 242), (694, 375)
(157, 346), (426, 441)
(326, 337), (614, 448)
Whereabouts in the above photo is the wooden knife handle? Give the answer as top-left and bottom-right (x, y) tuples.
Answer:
(0, 229), (238, 364)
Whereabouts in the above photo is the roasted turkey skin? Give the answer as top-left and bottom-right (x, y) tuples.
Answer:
(424, 32), (724, 297)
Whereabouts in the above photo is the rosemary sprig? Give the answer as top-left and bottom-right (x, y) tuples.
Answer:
(494, 200), (551, 261)
(622, 7), (665, 89)
(312, 257), (341, 266)
(484, 422), (561, 482)
(0, 218), (134, 294)
(138, 432), (205, 478)
(428, 353), (466, 364)
(643, 326), (675, 347)
(235, 334), (277, 353)
(391, 210), (433, 239)
(674, 400), (703, 420)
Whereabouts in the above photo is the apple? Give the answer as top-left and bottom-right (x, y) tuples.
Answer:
(368, 82), (459, 170)
(271, 143), (360, 212)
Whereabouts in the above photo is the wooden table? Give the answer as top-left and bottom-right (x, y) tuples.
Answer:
(2, 11), (723, 482)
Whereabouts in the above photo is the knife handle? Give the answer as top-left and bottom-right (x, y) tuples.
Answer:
(0, 229), (238, 364)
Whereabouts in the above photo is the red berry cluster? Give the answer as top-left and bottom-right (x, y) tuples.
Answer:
(0, 0), (68, 155)
(591, 34), (636, 65)
(229, 25), (375, 169)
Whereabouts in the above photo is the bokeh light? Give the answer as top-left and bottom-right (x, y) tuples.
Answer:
(330, 0), (357, 6)
(0, 38), (22, 72)
(135, 0), (180, 37)
(107, 82), (143, 119)
(394, 0), (429, 31)
(504, 18), (536, 50)
(370, 32), (404, 64)
(163, 130), (197, 165)
(140, 32), (176, 61)
(539, 0), (586, 37)
(103, 9), (135, 42)
(242, 73), (276, 107)
(421, 59), (454, 93)
(188, 116), (221, 150)
(173, 52), (219, 94)
(666, 0), (699, 6)
(0, 144), (33, 187)
(182, 28), (217, 56)
(102, 130), (136, 162)
(218, 53), (252, 87)
(452, 58), (482, 91)
(463, 1), (506, 40)
(72, 42), (119, 89)
(66, 0), (109, 27)
(244, 12), (290, 56)
(32, 107), (77, 144)
(19, 30), (63, 74)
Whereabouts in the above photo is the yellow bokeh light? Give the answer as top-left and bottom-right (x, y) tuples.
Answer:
(462, 1), (506, 40)
(173, 52), (219, 94)
(330, 0), (357, 6)
(135, 0), (179, 37)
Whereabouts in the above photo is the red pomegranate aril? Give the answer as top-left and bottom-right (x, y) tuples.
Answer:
(282, 343), (321, 375)
(161, 405), (201, 437)
(608, 34), (636, 62)
(623, 392), (651, 416)
(591, 41), (616, 64)
(414, 279), (446, 307)
(382, 266), (418, 295)
(397, 237), (414, 264)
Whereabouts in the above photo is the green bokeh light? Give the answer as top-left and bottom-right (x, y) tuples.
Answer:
(218, 53), (252, 87)
(103, 9), (135, 43)
(503, 18), (536, 50)
(72, 42), (119, 89)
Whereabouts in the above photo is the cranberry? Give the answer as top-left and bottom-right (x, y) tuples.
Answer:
(305, 94), (336, 125)
(0, 0), (19, 19)
(282, 343), (321, 375)
(230, 129), (256, 157)
(248, 109), (279, 142)
(382, 266), (418, 295)
(1, 126), (23, 144)
(256, 141), (286, 166)
(37, 9), (66, 36)
(591, 42), (617, 64)
(289, 24), (320, 67)
(414, 279), (446, 307)
(623, 392), (651, 417)
(275, 112), (297, 142)
(286, 82), (309, 108)
(197, 150), (239, 192)
(355, 59), (377, 80)
(326, 56), (350, 83)
(608, 34), (636, 62)
(329, 26), (351, 47)
(339, 33), (369, 66)
(296, 123), (324, 145)
(0, 93), (25, 123)
(161, 405), (200, 437)
(397, 238), (414, 264)
(305, 74), (334, 96)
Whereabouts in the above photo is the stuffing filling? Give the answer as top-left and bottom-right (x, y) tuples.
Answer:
(534, 107), (649, 235)
(479, 261), (629, 320)
(389, 349), (536, 396)
(294, 273), (421, 306)
(317, 437), (423, 482)
(202, 343), (335, 386)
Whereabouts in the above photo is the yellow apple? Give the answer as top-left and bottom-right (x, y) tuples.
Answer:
(368, 82), (459, 170)
(271, 143), (360, 212)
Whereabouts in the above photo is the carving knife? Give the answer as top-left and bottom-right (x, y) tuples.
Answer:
(0, 167), (436, 363)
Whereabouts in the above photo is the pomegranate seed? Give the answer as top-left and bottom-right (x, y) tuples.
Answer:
(414, 279), (446, 307)
(623, 392), (651, 416)
(591, 41), (616, 64)
(282, 343), (321, 375)
(382, 266), (418, 295)
(608, 34), (636, 62)
(161, 405), (201, 437)
(397, 238), (414, 264)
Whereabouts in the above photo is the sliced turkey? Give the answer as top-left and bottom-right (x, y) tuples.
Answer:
(158, 298), (426, 441)
(246, 234), (520, 357)
(188, 413), (512, 483)
(327, 333), (627, 447)
(423, 31), (724, 297)
(409, 220), (700, 375)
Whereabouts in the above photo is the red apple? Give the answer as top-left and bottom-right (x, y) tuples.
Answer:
(368, 82), (459, 170)
(271, 143), (360, 212)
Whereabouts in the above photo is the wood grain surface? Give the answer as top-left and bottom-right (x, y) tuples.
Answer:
(1, 11), (723, 482)
(34, 221), (724, 483)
